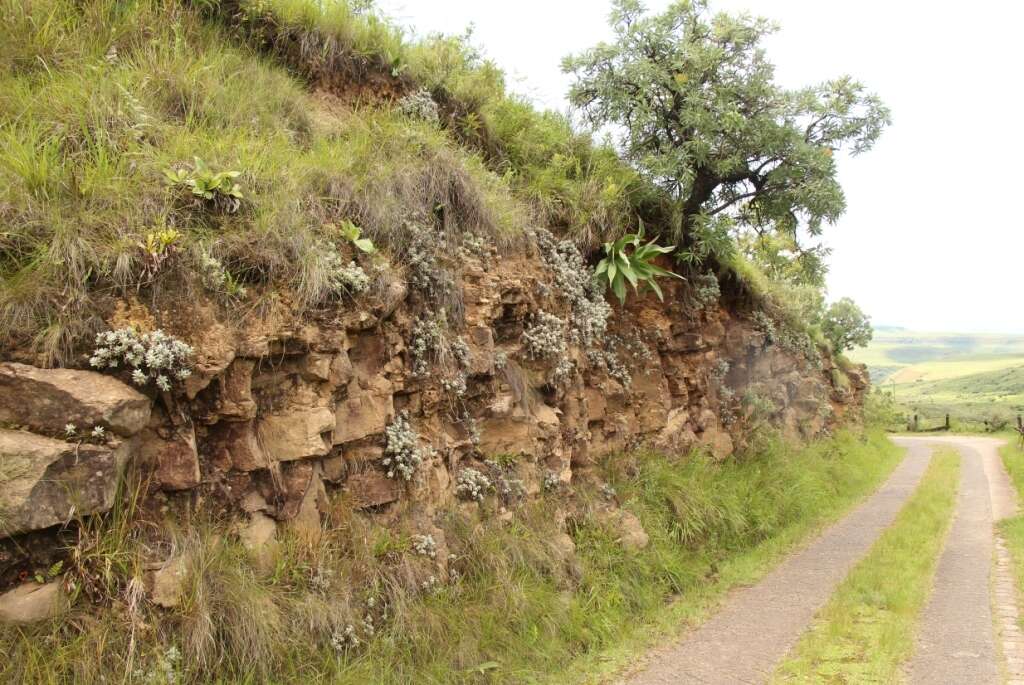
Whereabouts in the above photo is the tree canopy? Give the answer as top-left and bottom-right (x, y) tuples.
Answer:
(822, 297), (873, 353)
(562, 0), (890, 279)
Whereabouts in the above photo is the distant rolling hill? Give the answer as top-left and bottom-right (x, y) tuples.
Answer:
(847, 329), (1024, 423)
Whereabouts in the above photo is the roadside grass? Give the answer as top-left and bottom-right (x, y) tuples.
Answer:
(998, 439), (1024, 645)
(0, 429), (902, 684)
(771, 448), (960, 684)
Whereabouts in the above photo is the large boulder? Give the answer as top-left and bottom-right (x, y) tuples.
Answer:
(0, 429), (131, 536)
(0, 362), (150, 437)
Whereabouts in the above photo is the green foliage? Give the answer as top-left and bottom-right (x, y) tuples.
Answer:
(337, 220), (375, 254)
(139, 228), (182, 280)
(822, 297), (873, 353)
(596, 221), (681, 303)
(564, 0), (890, 265)
(164, 157), (243, 212)
(0, 429), (900, 684)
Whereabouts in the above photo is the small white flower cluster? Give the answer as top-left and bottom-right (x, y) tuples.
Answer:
(317, 240), (370, 296)
(441, 374), (467, 398)
(409, 317), (444, 377)
(310, 564), (334, 593)
(600, 483), (617, 500)
(408, 317), (470, 396)
(692, 272), (720, 310)
(542, 471), (561, 493)
(455, 468), (492, 502)
(484, 459), (526, 503)
(411, 533), (437, 559)
(382, 412), (429, 481)
(752, 311), (821, 369)
(420, 574), (439, 593)
(63, 423), (107, 443)
(459, 231), (492, 261)
(90, 328), (193, 392)
(535, 229), (612, 349)
(330, 624), (360, 652)
(198, 249), (247, 298)
(494, 351), (508, 370)
(398, 89), (440, 124)
(405, 223), (452, 300)
(521, 310), (567, 360)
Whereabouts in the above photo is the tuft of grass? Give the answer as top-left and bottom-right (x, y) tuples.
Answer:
(999, 439), (1024, 648)
(771, 447), (960, 684)
(0, 428), (902, 684)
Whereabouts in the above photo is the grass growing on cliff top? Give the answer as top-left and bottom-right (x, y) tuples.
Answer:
(770, 447), (959, 684)
(0, 0), (651, 365)
(0, 429), (902, 684)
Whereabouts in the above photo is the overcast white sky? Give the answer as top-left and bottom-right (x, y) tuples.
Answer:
(377, 0), (1024, 333)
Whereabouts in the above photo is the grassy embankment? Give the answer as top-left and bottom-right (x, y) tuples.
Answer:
(0, 430), (902, 684)
(771, 448), (960, 683)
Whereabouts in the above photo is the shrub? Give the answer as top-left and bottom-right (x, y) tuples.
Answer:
(164, 157), (243, 213)
(89, 328), (193, 391)
(455, 468), (492, 502)
(595, 221), (680, 304)
(382, 413), (429, 481)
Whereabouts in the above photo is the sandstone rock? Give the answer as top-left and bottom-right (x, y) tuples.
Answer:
(148, 554), (189, 608)
(241, 511), (277, 549)
(0, 581), (66, 624)
(240, 512), (279, 570)
(300, 353), (333, 382)
(215, 359), (257, 420)
(700, 423), (735, 460)
(321, 454), (348, 483)
(478, 416), (534, 456)
(0, 362), (150, 437)
(138, 415), (201, 491)
(333, 377), (394, 445)
(345, 470), (402, 509)
(285, 463), (327, 543)
(599, 508), (649, 551)
(209, 420), (268, 472)
(258, 406), (334, 462)
(0, 429), (130, 536)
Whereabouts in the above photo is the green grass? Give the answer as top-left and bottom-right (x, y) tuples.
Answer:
(998, 439), (1024, 650)
(0, 0), (664, 365)
(771, 448), (960, 684)
(0, 429), (901, 684)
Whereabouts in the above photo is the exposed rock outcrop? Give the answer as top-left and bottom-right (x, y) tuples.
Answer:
(0, 247), (868, 588)
(0, 429), (133, 537)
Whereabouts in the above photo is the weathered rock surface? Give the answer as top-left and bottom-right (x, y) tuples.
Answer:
(147, 554), (189, 609)
(0, 429), (130, 536)
(0, 362), (150, 437)
(0, 581), (66, 624)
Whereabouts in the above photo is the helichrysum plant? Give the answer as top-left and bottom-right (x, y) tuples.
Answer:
(90, 328), (194, 391)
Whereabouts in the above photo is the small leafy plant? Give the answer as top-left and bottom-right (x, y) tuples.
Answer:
(595, 221), (682, 303)
(164, 157), (243, 212)
(337, 220), (376, 254)
(138, 228), (181, 280)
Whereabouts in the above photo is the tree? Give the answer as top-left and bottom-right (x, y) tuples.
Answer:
(822, 297), (872, 353)
(562, 0), (890, 274)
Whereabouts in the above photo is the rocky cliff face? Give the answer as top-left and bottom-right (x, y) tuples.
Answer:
(0, 235), (867, 591)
